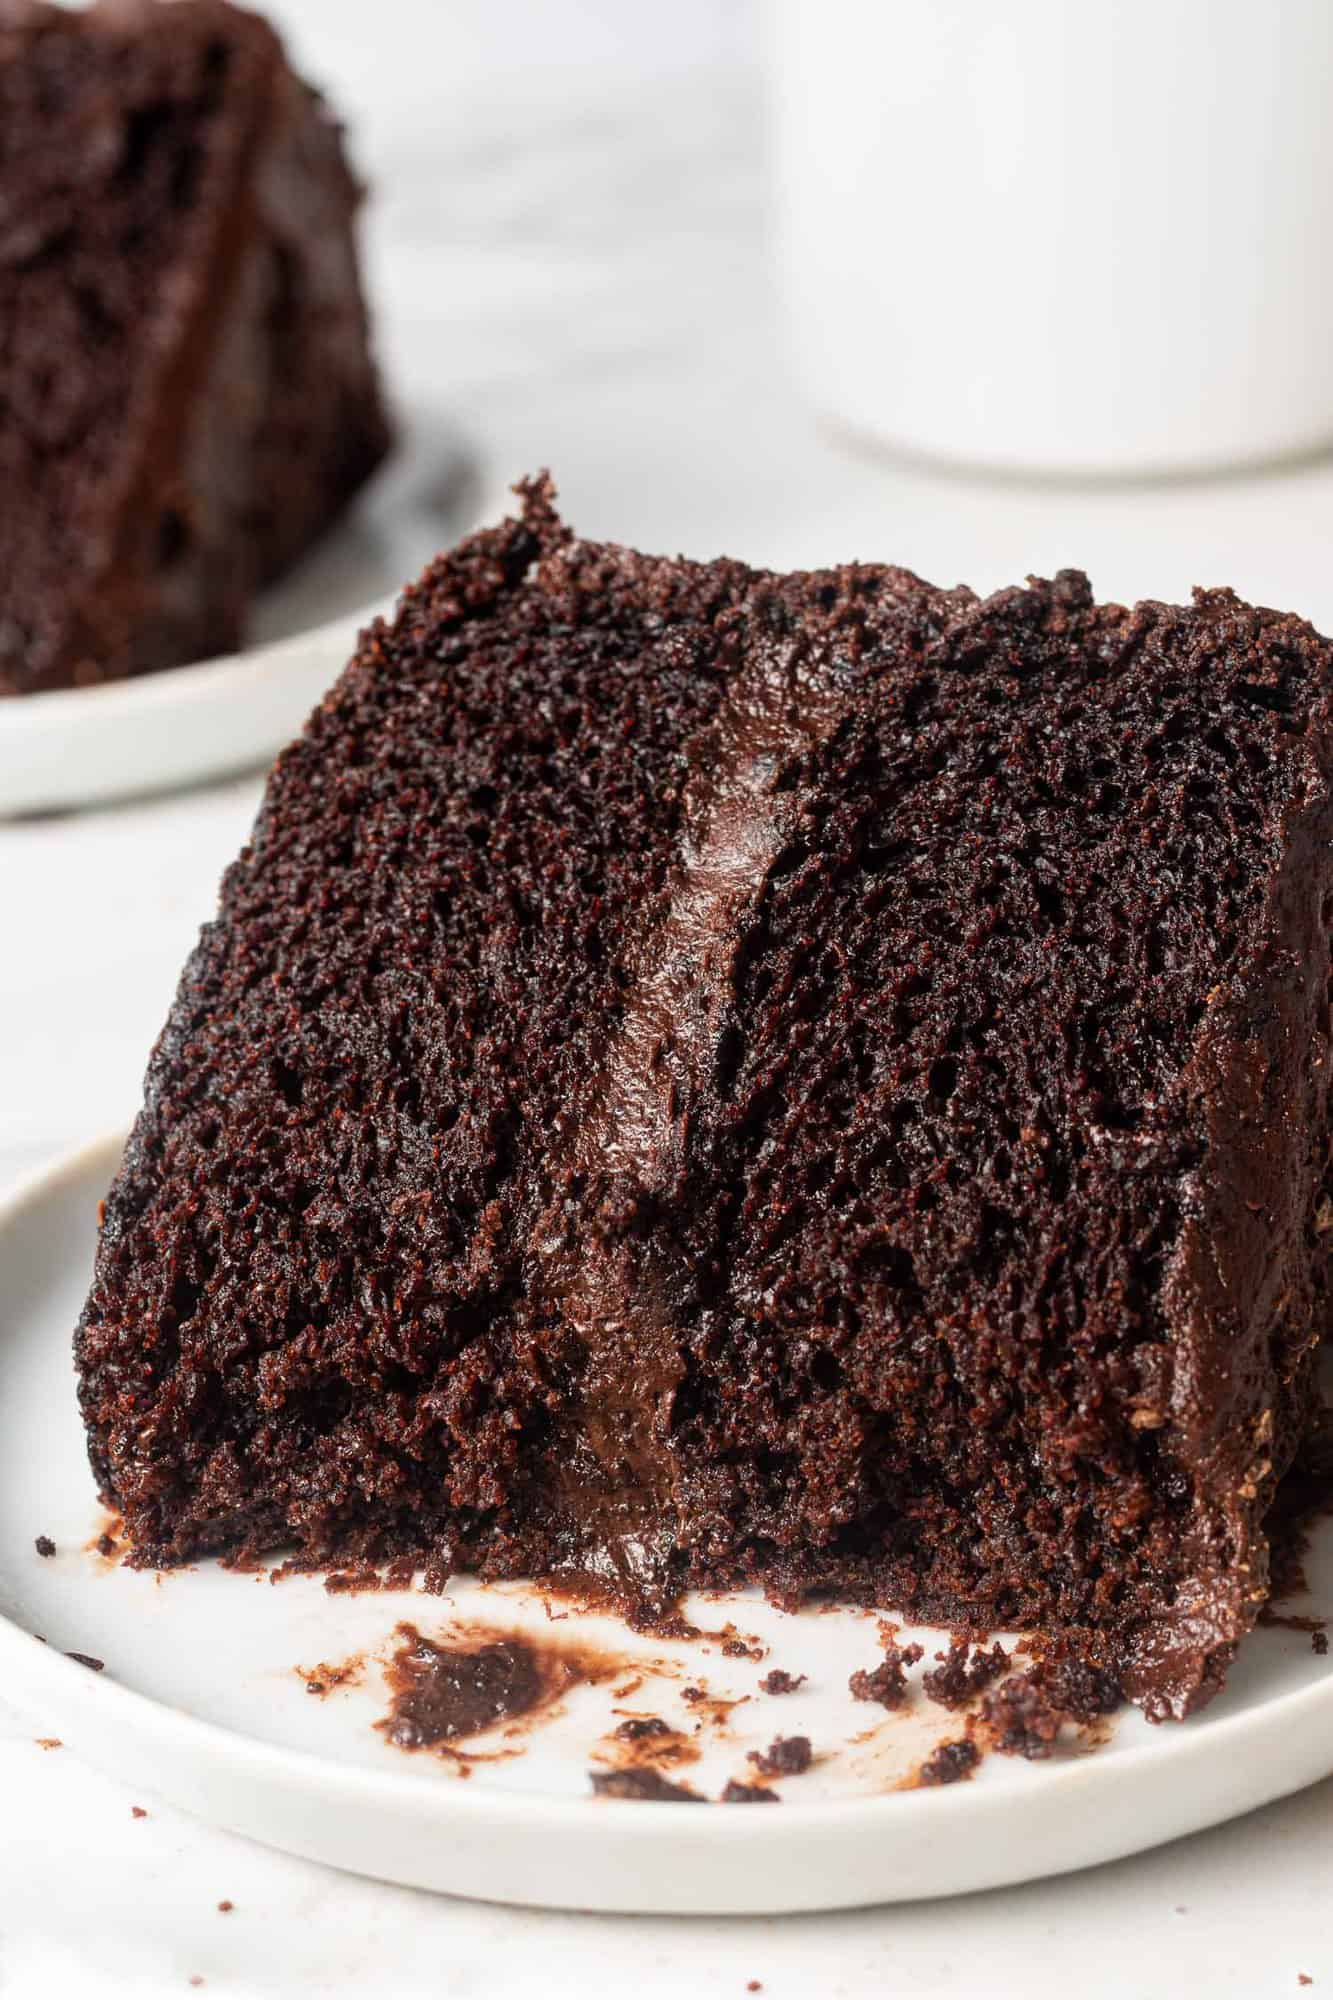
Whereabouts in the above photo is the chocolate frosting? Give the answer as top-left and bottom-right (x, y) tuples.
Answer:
(527, 598), (896, 1578)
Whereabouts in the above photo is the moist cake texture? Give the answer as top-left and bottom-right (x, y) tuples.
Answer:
(0, 0), (390, 696)
(75, 480), (1333, 1718)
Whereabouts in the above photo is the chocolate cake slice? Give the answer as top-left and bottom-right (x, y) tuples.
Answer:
(0, 0), (390, 696)
(76, 481), (1333, 1718)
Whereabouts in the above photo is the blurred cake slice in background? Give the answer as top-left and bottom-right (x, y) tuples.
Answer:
(0, 0), (391, 697)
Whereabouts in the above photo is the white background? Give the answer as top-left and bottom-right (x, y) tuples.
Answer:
(2, 2), (1331, 1991)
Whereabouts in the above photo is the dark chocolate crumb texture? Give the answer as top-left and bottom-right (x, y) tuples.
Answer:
(75, 479), (1333, 1720)
(0, 0), (390, 695)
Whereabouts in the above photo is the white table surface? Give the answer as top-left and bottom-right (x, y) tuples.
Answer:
(1, 4), (1330, 1991)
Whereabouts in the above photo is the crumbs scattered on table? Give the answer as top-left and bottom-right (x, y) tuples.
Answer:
(759, 1668), (806, 1696)
(66, 1650), (105, 1672)
(131, 1806), (147, 1819)
(34, 1534), (55, 1558)
(721, 1779), (779, 1803)
(848, 1641), (923, 1710)
(217, 1900), (233, 1914)
(35, 1737), (61, 1750)
(747, 1734), (812, 1778)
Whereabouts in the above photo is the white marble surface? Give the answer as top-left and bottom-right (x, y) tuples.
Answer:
(2, 3), (1332, 1990)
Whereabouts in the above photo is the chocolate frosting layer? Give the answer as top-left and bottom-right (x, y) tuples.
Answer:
(529, 608), (862, 1574)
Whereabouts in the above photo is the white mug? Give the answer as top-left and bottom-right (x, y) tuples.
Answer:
(771, 0), (1333, 476)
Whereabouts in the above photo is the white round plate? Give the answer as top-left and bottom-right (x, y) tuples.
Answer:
(0, 410), (480, 820)
(0, 1136), (1329, 1914)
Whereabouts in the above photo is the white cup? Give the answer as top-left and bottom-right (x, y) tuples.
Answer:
(772, 0), (1333, 477)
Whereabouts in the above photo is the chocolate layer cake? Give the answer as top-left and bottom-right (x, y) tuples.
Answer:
(76, 481), (1333, 1718)
(0, 0), (390, 697)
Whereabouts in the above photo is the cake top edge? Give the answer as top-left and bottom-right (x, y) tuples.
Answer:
(378, 469), (1333, 668)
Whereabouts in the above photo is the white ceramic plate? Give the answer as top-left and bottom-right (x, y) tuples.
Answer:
(0, 410), (480, 819)
(0, 1135), (1329, 1914)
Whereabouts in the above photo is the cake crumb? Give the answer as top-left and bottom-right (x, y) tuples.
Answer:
(747, 1983), (763, 1993)
(34, 1535), (56, 1558)
(96, 1532), (116, 1558)
(1298, 1977), (1312, 1987)
(916, 1736), (981, 1786)
(589, 1768), (701, 1803)
(849, 1642), (923, 1710)
(1314, 1630), (1328, 1657)
(297, 1653), (363, 1698)
(67, 1650), (105, 1672)
(35, 1737), (61, 1750)
(980, 1658), (1120, 1758)
(323, 1565), (383, 1596)
(217, 1900), (233, 1913)
(131, 1806), (147, 1819)
(614, 1716), (671, 1742)
(747, 1734), (812, 1779)
(921, 1639), (1009, 1709)
(979, 1672), (1063, 1758)
(722, 1779), (780, 1803)
(760, 1669), (806, 1696)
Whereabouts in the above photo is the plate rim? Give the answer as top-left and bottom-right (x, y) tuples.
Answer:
(0, 598), (390, 740)
(2, 1132), (1331, 1907)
